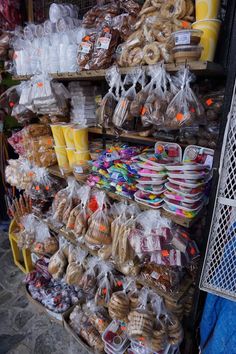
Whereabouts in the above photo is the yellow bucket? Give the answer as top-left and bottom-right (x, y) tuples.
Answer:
(74, 151), (91, 164)
(50, 124), (66, 147)
(66, 148), (76, 168)
(195, 0), (220, 20)
(54, 146), (70, 171)
(62, 124), (75, 149)
(192, 19), (221, 61)
(73, 127), (89, 152)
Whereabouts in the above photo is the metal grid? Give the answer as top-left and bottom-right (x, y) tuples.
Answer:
(200, 83), (236, 301)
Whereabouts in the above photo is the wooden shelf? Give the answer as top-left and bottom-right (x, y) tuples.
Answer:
(13, 61), (225, 81)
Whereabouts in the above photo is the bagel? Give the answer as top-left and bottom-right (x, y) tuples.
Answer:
(143, 42), (161, 65)
(160, 0), (186, 19)
(128, 47), (143, 66)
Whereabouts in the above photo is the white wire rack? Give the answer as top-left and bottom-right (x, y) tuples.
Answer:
(200, 83), (236, 301)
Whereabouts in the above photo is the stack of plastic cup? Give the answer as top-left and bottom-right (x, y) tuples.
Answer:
(192, 0), (221, 61)
(73, 127), (90, 165)
(51, 124), (70, 172)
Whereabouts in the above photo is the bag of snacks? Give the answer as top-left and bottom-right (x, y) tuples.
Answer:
(48, 240), (68, 279)
(112, 68), (142, 129)
(108, 278), (134, 321)
(95, 262), (115, 306)
(86, 300), (111, 334)
(77, 30), (97, 70)
(165, 68), (205, 129)
(65, 247), (88, 286)
(31, 220), (58, 256)
(79, 256), (99, 295)
(73, 186), (92, 237)
(85, 191), (111, 246)
(97, 65), (121, 128)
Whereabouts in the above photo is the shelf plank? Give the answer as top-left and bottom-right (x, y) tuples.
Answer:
(12, 61), (225, 81)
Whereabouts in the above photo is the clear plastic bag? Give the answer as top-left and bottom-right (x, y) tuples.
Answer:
(48, 239), (68, 279)
(65, 246), (88, 286)
(165, 68), (205, 129)
(77, 30), (97, 71)
(85, 191), (111, 246)
(97, 65), (121, 128)
(5, 158), (34, 190)
(112, 68), (142, 129)
(95, 268), (114, 306)
(79, 256), (99, 294)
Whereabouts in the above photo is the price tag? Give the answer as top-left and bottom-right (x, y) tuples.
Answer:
(79, 42), (92, 54)
(175, 32), (191, 45)
(151, 271), (160, 280)
(96, 36), (111, 50)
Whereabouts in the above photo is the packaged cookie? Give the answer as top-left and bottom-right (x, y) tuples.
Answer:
(48, 248), (67, 279)
(65, 247), (88, 286)
(95, 262), (115, 306)
(77, 31), (97, 70)
(79, 256), (99, 295)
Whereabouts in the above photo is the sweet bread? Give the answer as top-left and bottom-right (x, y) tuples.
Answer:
(128, 47), (143, 66)
(143, 42), (161, 65)
(160, 0), (186, 19)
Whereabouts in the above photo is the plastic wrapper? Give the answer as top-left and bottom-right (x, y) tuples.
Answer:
(5, 158), (34, 190)
(112, 68), (142, 129)
(112, 14), (136, 41)
(119, 0), (141, 16)
(108, 279), (132, 321)
(48, 247), (68, 279)
(65, 247), (88, 286)
(77, 31), (97, 70)
(69, 307), (104, 352)
(85, 21), (120, 70)
(82, 2), (120, 29)
(85, 192), (111, 246)
(8, 130), (25, 156)
(165, 68), (205, 129)
(86, 301), (111, 334)
(97, 65), (121, 128)
(95, 271), (114, 307)
(79, 257), (99, 295)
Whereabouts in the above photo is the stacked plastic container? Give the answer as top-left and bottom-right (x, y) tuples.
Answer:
(134, 143), (182, 209)
(163, 145), (214, 219)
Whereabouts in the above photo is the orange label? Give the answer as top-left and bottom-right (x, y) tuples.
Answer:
(176, 113), (184, 121)
(138, 337), (145, 342)
(140, 106), (147, 115)
(35, 185), (40, 191)
(181, 232), (189, 240)
(182, 21), (189, 29)
(190, 107), (195, 113)
(84, 35), (90, 41)
(45, 186), (50, 191)
(47, 139), (53, 145)
(37, 82), (43, 88)
(206, 98), (213, 106)
(102, 288), (107, 295)
(9, 101), (15, 108)
(104, 27), (110, 33)
(162, 250), (169, 257)
(99, 225), (107, 232)
(120, 100), (127, 108)
(117, 281), (123, 287)
(98, 319), (104, 324)
(28, 171), (34, 177)
(121, 326), (127, 331)
(190, 247), (196, 255)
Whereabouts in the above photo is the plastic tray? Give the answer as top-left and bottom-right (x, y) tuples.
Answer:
(135, 199), (164, 209)
(167, 171), (210, 180)
(164, 190), (204, 203)
(155, 141), (182, 162)
(138, 178), (168, 185)
(183, 145), (214, 167)
(166, 163), (210, 171)
(137, 162), (166, 172)
(138, 169), (168, 178)
(164, 197), (204, 211)
(137, 184), (166, 195)
(168, 177), (206, 188)
(134, 191), (163, 204)
(165, 182), (205, 195)
(163, 204), (200, 219)
(102, 320), (129, 353)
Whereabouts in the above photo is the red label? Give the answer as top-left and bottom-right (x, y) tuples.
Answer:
(102, 288), (107, 295)
(35, 185), (40, 191)
(182, 21), (189, 29)
(206, 98), (214, 106)
(162, 250), (169, 257)
(45, 186), (50, 191)
(190, 247), (196, 255)
(9, 101), (15, 108)
(37, 82), (43, 88)
(190, 107), (195, 113)
(117, 281), (123, 287)
(140, 106), (147, 115)
(84, 36), (90, 41)
(176, 113), (184, 121)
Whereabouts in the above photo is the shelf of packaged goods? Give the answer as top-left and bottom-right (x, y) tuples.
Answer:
(48, 165), (203, 228)
(88, 127), (189, 147)
(12, 61), (225, 81)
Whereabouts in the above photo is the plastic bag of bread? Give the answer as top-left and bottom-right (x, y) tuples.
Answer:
(48, 248), (67, 279)
(141, 64), (170, 127)
(79, 256), (99, 294)
(85, 191), (111, 246)
(65, 247), (88, 286)
(130, 69), (148, 117)
(112, 13), (137, 41)
(108, 279), (132, 321)
(112, 68), (142, 129)
(73, 186), (91, 237)
(86, 21), (120, 70)
(97, 66), (121, 128)
(165, 68), (205, 129)
(31, 219), (59, 255)
(95, 270), (114, 307)
(77, 30), (97, 70)
(82, 2), (120, 29)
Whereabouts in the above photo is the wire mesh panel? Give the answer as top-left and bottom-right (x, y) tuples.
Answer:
(200, 84), (236, 301)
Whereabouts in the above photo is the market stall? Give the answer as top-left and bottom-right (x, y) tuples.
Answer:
(1, 0), (236, 353)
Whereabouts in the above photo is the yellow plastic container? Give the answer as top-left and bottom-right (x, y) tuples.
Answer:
(192, 19), (221, 61)
(195, 0), (220, 20)
(73, 127), (89, 152)
(66, 148), (76, 168)
(50, 124), (66, 147)
(74, 150), (91, 164)
(62, 124), (75, 149)
(54, 146), (70, 171)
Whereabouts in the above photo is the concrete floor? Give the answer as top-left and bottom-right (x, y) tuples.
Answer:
(0, 227), (89, 354)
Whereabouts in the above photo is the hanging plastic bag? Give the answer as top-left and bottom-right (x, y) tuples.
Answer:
(112, 68), (142, 129)
(165, 67), (205, 129)
(77, 30), (97, 71)
(79, 256), (99, 295)
(95, 269), (114, 307)
(48, 238), (68, 279)
(108, 278), (133, 321)
(97, 65), (121, 128)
